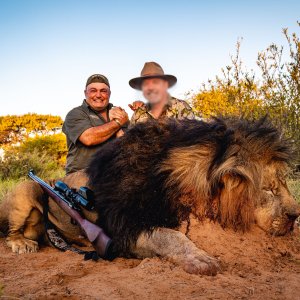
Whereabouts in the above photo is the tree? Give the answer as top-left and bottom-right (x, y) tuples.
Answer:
(191, 22), (300, 162)
(0, 113), (63, 134)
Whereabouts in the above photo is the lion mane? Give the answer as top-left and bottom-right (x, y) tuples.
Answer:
(86, 117), (292, 255)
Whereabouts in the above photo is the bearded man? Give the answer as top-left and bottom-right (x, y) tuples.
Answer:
(129, 62), (195, 124)
(63, 74), (129, 175)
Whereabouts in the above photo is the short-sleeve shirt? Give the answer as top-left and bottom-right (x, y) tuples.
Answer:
(62, 100), (115, 175)
(131, 96), (195, 125)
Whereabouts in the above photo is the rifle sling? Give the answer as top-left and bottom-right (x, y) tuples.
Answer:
(42, 193), (100, 260)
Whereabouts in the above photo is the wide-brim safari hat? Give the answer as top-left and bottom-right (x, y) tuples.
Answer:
(129, 62), (177, 90)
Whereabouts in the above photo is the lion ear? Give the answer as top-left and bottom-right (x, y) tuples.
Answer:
(217, 173), (255, 231)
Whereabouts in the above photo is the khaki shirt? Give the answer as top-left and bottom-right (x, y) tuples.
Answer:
(131, 96), (195, 125)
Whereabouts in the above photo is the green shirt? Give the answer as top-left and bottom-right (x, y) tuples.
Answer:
(62, 100), (115, 175)
(131, 96), (195, 125)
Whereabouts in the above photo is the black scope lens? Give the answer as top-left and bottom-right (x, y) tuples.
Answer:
(73, 194), (93, 210)
(54, 181), (94, 210)
(55, 181), (69, 194)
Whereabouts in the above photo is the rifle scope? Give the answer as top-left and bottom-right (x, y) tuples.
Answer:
(54, 181), (95, 211)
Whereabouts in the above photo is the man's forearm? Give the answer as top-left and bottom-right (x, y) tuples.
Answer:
(79, 120), (120, 146)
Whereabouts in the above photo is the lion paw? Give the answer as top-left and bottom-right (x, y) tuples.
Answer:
(181, 253), (220, 276)
(6, 236), (39, 254)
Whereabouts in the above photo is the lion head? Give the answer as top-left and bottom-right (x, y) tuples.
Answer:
(215, 117), (300, 235)
(255, 162), (300, 235)
(160, 117), (300, 236)
(216, 160), (300, 236)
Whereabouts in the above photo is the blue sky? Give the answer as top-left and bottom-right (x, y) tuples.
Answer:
(0, 0), (299, 118)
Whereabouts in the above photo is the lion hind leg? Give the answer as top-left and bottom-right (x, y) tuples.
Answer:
(6, 181), (44, 254)
(132, 228), (220, 276)
(24, 208), (45, 241)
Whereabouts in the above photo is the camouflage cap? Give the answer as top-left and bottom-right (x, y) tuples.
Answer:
(86, 74), (110, 88)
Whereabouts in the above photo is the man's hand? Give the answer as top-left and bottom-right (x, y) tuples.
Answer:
(79, 108), (128, 147)
(128, 101), (145, 111)
(109, 107), (129, 126)
(109, 107), (124, 120)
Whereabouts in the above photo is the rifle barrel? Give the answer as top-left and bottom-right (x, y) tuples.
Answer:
(28, 170), (114, 259)
(28, 171), (86, 230)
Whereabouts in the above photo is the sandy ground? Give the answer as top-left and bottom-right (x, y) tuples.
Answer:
(1, 219), (299, 300)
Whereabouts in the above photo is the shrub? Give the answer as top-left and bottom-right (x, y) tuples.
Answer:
(0, 113), (63, 132)
(191, 22), (300, 162)
(0, 148), (65, 181)
(19, 133), (67, 166)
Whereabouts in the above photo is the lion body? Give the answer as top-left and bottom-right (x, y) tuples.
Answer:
(86, 117), (295, 254)
(0, 117), (299, 275)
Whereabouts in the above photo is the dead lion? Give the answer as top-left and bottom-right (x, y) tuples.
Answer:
(0, 117), (299, 276)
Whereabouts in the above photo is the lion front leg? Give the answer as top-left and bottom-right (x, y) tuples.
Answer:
(131, 228), (220, 276)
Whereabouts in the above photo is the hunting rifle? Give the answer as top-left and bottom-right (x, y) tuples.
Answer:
(28, 170), (115, 260)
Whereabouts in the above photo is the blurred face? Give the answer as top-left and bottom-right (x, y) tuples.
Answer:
(85, 82), (111, 112)
(141, 78), (169, 105)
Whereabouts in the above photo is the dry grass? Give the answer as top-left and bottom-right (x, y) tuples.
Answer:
(0, 179), (20, 203)
(288, 178), (300, 204)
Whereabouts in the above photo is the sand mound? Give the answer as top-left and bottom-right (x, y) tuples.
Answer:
(1, 219), (299, 299)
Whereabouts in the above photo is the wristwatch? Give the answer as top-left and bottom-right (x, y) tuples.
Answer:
(114, 119), (122, 127)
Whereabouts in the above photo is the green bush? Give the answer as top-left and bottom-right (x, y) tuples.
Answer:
(19, 133), (67, 166)
(0, 133), (66, 203)
(191, 22), (300, 162)
(0, 148), (65, 181)
(0, 146), (65, 203)
(0, 178), (20, 203)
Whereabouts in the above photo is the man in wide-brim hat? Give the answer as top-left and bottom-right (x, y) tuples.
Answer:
(129, 62), (195, 125)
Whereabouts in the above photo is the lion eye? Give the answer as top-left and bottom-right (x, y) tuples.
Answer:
(263, 188), (278, 196)
(264, 189), (275, 196)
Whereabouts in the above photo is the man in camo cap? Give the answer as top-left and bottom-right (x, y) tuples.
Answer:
(129, 62), (195, 124)
(63, 74), (128, 174)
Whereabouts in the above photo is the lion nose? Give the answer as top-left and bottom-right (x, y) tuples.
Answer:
(285, 208), (300, 221)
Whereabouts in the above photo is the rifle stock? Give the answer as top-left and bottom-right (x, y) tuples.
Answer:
(28, 171), (115, 260)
